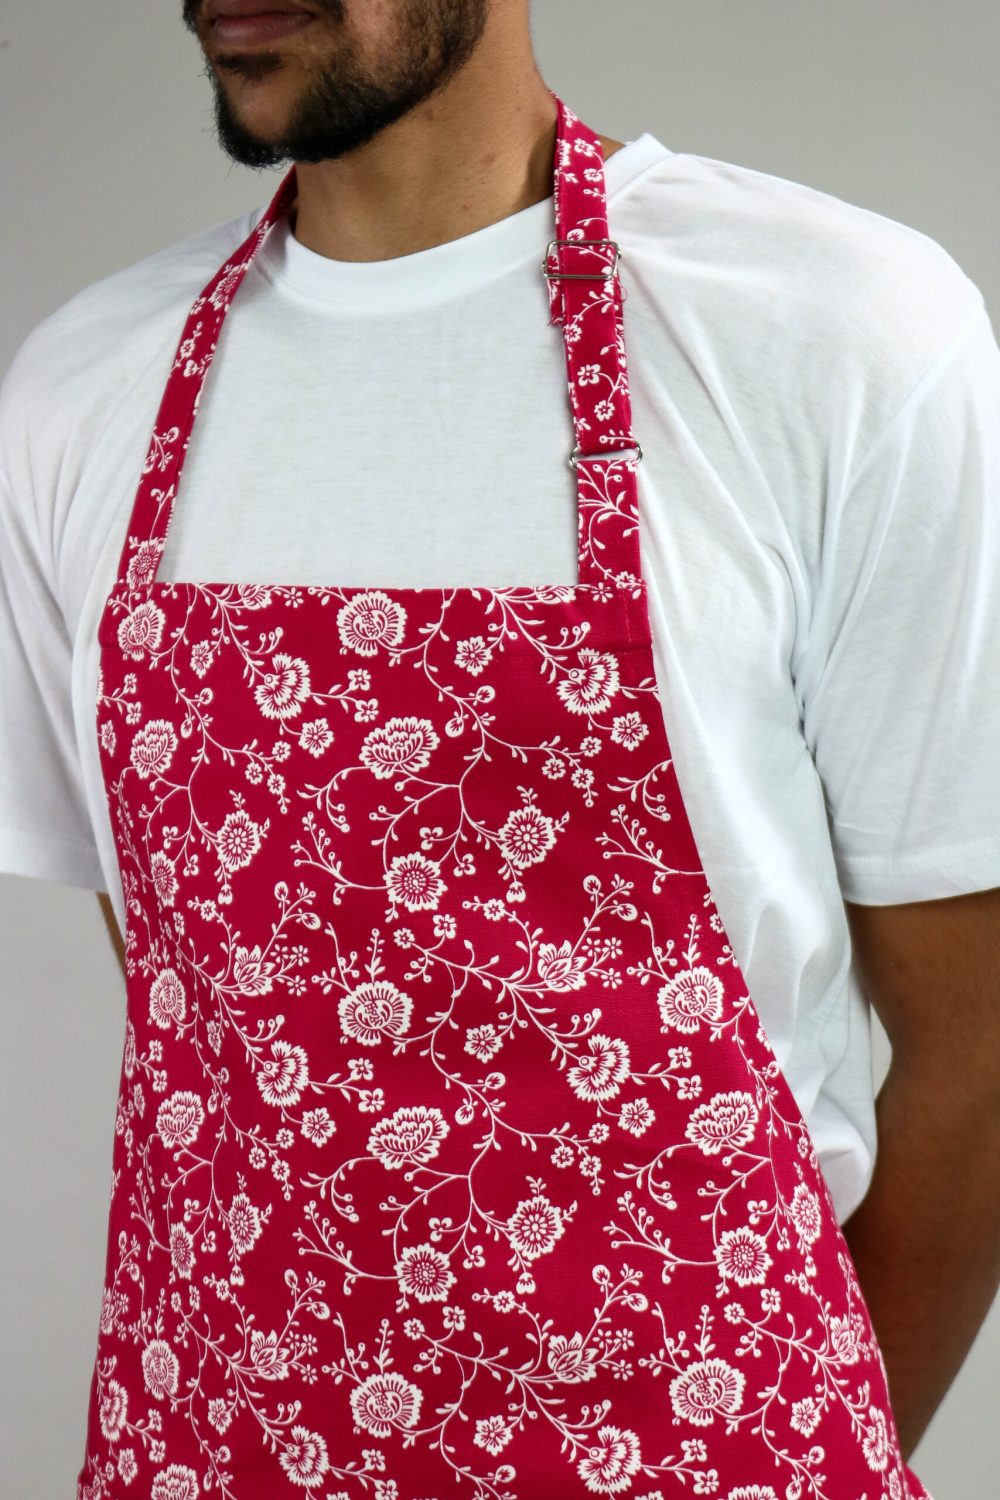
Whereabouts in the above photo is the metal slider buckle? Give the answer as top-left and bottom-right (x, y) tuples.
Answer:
(568, 442), (643, 469)
(542, 237), (621, 280)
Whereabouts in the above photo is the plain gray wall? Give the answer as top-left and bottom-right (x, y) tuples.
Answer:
(2, 1), (998, 1494)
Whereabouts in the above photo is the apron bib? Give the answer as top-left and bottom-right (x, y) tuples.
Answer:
(81, 93), (932, 1500)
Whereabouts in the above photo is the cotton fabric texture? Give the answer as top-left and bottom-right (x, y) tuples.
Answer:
(1, 120), (998, 1239)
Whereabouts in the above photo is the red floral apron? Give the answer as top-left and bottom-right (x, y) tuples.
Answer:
(80, 93), (933, 1500)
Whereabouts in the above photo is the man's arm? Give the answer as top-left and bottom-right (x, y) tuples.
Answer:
(840, 884), (1000, 1460)
(97, 890), (125, 977)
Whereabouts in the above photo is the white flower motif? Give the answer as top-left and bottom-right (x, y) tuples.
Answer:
(122, 1020), (137, 1079)
(155, 1091), (204, 1150)
(338, 591), (406, 656)
(360, 717), (439, 780)
(190, 640), (213, 678)
(862, 1404), (890, 1471)
(456, 636), (494, 675)
(117, 601), (165, 660)
(714, 1226), (773, 1286)
(789, 1182), (823, 1245)
(235, 583), (272, 609)
(547, 1331), (599, 1383)
(250, 1329), (291, 1380)
(232, 944), (276, 997)
(141, 1339), (180, 1400)
(151, 1466), (200, 1500)
(207, 1398), (232, 1433)
(567, 1033), (631, 1102)
(395, 1243), (456, 1303)
(257, 1039), (309, 1107)
(537, 939), (588, 991)
(669, 1357), (745, 1426)
(506, 1193), (564, 1261)
(610, 711), (648, 749)
(465, 1024), (503, 1062)
(169, 1223), (195, 1280)
(657, 967), (725, 1033)
(577, 1425), (642, 1494)
(130, 719), (177, 780)
(684, 1091), (758, 1156)
(149, 967), (186, 1029)
(557, 649), (620, 715)
(473, 1415), (514, 1454)
(124, 537), (162, 591)
(368, 1105), (449, 1169)
(339, 980), (414, 1046)
(254, 652), (312, 720)
(150, 849), (178, 907)
(385, 851), (446, 911)
(498, 805), (557, 869)
(828, 1310), (866, 1364)
(98, 1378), (128, 1440)
(299, 718), (333, 756)
(301, 1108), (336, 1146)
(227, 1191), (263, 1255)
(216, 809), (263, 874)
(350, 1371), (422, 1437)
(790, 1396), (822, 1436)
(619, 1098), (655, 1136)
(278, 1426), (329, 1487)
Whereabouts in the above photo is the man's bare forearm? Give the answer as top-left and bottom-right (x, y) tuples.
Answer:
(840, 1056), (1000, 1460)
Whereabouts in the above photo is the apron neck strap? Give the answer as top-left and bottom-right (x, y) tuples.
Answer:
(111, 91), (643, 597)
(545, 94), (643, 590)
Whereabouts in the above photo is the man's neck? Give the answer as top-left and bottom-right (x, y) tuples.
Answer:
(287, 62), (623, 263)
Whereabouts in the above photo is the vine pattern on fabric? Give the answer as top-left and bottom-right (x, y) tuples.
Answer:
(77, 95), (931, 1500)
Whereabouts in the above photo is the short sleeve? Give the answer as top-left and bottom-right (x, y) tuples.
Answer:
(800, 298), (1000, 906)
(0, 443), (104, 892)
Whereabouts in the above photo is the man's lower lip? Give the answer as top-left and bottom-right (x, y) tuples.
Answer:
(211, 13), (315, 45)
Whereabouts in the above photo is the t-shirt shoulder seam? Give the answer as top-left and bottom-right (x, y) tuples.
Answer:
(843, 293), (987, 494)
(607, 141), (682, 204)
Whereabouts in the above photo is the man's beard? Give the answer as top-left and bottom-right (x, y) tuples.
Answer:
(183, 0), (489, 169)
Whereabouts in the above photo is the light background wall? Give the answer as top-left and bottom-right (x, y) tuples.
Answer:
(1, 0), (998, 1493)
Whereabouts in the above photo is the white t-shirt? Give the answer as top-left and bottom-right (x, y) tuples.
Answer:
(2, 132), (998, 1224)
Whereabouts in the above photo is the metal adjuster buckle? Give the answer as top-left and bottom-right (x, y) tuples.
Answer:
(543, 237), (621, 280)
(568, 442), (643, 469)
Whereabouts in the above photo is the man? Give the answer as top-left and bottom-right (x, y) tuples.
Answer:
(1, 0), (998, 1482)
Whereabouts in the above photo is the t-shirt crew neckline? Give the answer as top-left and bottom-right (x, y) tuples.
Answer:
(253, 131), (672, 313)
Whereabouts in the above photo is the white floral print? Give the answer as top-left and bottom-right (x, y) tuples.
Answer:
(669, 1357), (746, 1427)
(657, 965), (725, 1032)
(684, 1090), (759, 1155)
(385, 851), (446, 911)
(78, 94), (931, 1500)
(360, 716), (439, 779)
(253, 652), (312, 719)
(567, 1032), (631, 1101)
(368, 1105), (449, 1170)
(338, 590), (406, 655)
(576, 1426), (642, 1494)
(339, 979), (414, 1045)
(350, 1372), (423, 1437)
(506, 1193), (565, 1261)
(557, 648), (621, 715)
